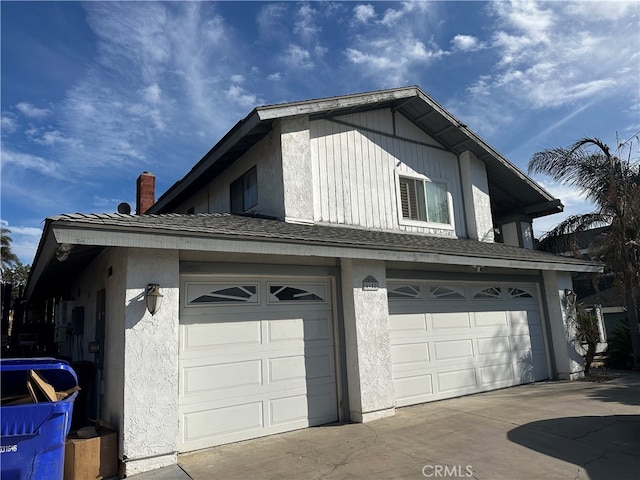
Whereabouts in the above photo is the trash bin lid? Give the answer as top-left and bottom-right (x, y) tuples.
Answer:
(1, 358), (78, 393)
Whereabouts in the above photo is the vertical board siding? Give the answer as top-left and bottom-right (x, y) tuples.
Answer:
(311, 110), (464, 236)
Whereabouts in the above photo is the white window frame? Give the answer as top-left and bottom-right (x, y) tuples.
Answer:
(395, 171), (454, 229)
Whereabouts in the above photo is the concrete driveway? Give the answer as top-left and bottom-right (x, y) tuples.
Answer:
(132, 371), (640, 480)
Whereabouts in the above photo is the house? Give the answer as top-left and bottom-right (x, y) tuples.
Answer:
(538, 226), (625, 339)
(25, 86), (602, 476)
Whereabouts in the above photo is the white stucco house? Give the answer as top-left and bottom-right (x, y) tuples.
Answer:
(26, 86), (602, 476)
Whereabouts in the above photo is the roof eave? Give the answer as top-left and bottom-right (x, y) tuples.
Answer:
(44, 219), (604, 274)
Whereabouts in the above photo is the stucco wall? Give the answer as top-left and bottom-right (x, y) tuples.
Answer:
(280, 116), (314, 223)
(121, 248), (180, 475)
(64, 248), (126, 434)
(175, 130), (285, 218)
(340, 258), (395, 422)
(542, 270), (584, 379)
(459, 150), (494, 242)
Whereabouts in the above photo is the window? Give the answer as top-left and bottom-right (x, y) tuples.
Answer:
(399, 176), (450, 224)
(428, 284), (466, 299)
(185, 283), (259, 305)
(387, 284), (422, 299)
(230, 167), (257, 214)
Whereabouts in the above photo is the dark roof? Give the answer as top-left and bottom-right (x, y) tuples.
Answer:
(148, 86), (562, 221)
(48, 212), (598, 267)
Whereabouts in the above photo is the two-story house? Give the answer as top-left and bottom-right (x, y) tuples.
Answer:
(25, 86), (601, 476)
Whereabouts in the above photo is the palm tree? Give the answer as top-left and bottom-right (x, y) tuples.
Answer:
(1, 227), (19, 273)
(528, 136), (640, 370)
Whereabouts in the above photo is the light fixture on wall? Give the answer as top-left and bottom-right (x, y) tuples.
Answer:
(145, 284), (163, 316)
(564, 288), (577, 305)
(55, 243), (74, 262)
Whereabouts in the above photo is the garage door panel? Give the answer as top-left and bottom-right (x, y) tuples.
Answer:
(474, 311), (509, 327)
(306, 386), (339, 424)
(269, 394), (311, 425)
(303, 352), (335, 381)
(183, 359), (263, 397)
(477, 336), (511, 356)
(479, 363), (515, 385)
(182, 400), (264, 445)
(431, 312), (471, 330)
(391, 342), (430, 366)
(268, 355), (307, 383)
(437, 368), (477, 392)
(390, 281), (549, 407)
(389, 313), (428, 335)
(394, 374), (434, 406)
(434, 339), (474, 360)
(181, 320), (262, 351)
(179, 277), (338, 452)
(511, 334), (533, 352)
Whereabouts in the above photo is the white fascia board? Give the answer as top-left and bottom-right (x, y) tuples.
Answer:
(256, 87), (418, 120)
(51, 225), (603, 274)
(25, 229), (58, 299)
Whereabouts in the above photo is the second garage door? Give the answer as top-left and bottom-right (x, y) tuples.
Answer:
(389, 281), (549, 407)
(178, 276), (338, 452)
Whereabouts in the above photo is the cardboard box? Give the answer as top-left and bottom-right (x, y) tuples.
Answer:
(64, 427), (118, 480)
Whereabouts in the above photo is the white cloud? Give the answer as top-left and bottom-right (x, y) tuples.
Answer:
(284, 45), (314, 69)
(294, 4), (321, 40)
(230, 74), (244, 84)
(142, 84), (162, 104)
(346, 34), (445, 87)
(16, 102), (52, 119)
(450, 0), (639, 136)
(1, 113), (17, 133)
(452, 34), (482, 52)
(267, 72), (282, 81)
(353, 4), (375, 24)
(565, 0), (638, 21)
(225, 85), (258, 108)
(32, 130), (82, 147)
(379, 1), (429, 27)
(1, 145), (66, 179)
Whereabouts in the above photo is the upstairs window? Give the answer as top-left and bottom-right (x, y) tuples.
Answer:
(399, 175), (450, 225)
(230, 167), (257, 214)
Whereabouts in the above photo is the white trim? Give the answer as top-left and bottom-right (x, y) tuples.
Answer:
(394, 171), (455, 230)
(50, 226), (603, 273)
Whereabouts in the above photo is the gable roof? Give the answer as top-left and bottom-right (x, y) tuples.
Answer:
(148, 86), (562, 221)
(26, 212), (602, 300)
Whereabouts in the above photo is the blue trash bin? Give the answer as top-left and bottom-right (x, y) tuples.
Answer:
(1, 358), (78, 480)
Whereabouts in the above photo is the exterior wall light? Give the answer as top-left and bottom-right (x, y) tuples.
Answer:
(564, 288), (577, 305)
(145, 284), (163, 316)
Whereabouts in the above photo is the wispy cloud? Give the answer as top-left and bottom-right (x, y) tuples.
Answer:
(448, 0), (638, 137)
(1, 113), (18, 133)
(16, 102), (52, 119)
(343, 2), (445, 88)
(1, 145), (66, 180)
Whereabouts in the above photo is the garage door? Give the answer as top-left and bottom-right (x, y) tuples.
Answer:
(389, 281), (549, 407)
(178, 276), (338, 452)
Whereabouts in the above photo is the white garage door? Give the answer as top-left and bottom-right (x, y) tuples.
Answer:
(389, 281), (549, 407)
(178, 276), (338, 452)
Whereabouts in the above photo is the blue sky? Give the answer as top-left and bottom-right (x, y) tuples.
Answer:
(2, 1), (639, 264)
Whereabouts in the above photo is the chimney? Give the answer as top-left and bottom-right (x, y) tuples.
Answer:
(136, 171), (155, 214)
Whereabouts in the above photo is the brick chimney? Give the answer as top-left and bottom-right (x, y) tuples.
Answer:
(136, 171), (155, 214)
